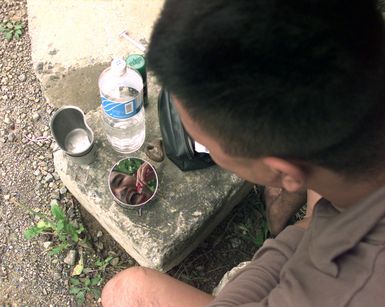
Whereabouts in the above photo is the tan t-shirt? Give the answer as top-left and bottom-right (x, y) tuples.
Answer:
(209, 186), (385, 307)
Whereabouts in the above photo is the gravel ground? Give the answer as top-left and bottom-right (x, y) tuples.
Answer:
(0, 0), (80, 305)
(0, 1), (262, 305)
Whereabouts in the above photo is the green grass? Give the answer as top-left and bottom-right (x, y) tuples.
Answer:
(236, 192), (270, 248)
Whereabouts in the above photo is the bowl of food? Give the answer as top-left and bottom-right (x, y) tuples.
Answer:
(108, 157), (158, 213)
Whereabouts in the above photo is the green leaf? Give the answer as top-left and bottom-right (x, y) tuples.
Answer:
(0, 26), (5, 32)
(51, 203), (65, 221)
(70, 231), (79, 242)
(5, 32), (12, 41)
(14, 24), (23, 30)
(95, 259), (103, 267)
(76, 224), (85, 234)
(24, 226), (43, 240)
(91, 275), (102, 286)
(78, 239), (93, 250)
(75, 290), (85, 304)
(84, 278), (91, 287)
(55, 220), (64, 232)
(96, 256), (113, 269)
(70, 278), (81, 286)
(91, 287), (101, 299)
(15, 29), (22, 35)
(83, 268), (93, 274)
(69, 286), (82, 295)
(6, 22), (13, 28)
(48, 243), (68, 256)
(37, 220), (51, 229)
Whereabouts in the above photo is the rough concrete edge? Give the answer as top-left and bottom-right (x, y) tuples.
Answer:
(54, 159), (155, 268)
(161, 182), (254, 272)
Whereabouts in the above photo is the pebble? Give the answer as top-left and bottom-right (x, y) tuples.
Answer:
(111, 257), (120, 267)
(43, 241), (52, 249)
(95, 242), (104, 250)
(0, 267), (7, 277)
(53, 272), (61, 280)
(45, 173), (54, 183)
(96, 230), (103, 238)
(230, 238), (242, 249)
(59, 187), (67, 195)
(51, 190), (60, 200)
(4, 195), (10, 200)
(52, 172), (60, 181)
(18, 73), (26, 82)
(63, 250), (76, 265)
(32, 112), (40, 121)
(7, 132), (15, 142)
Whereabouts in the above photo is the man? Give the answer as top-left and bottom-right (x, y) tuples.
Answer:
(102, 0), (385, 306)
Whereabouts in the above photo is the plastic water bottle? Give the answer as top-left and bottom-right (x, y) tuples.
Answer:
(99, 58), (145, 153)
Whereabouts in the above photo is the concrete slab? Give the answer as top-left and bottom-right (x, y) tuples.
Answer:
(27, 0), (164, 111)
(33, 0), (253, 271)
(54, 106), (252, 271)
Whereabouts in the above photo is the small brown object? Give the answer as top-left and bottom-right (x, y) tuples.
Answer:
(145, 138), (164, 162)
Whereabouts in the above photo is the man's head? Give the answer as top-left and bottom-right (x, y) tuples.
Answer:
(110, 171), (152, 205)
(148, 0), (385, 186)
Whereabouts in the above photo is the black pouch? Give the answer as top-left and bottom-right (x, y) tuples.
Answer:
(158, 89), (215, 171)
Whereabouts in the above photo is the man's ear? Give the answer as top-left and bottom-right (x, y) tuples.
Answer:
(262, 157), (307, 192)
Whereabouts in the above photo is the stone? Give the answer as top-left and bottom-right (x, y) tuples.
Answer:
(54, 110), (251, 271)
(32, 112), (40, 121)
(45, 173), (54, 183)
(111, 257), (119, 267)
(52, 172), (60, 181)
(63, 250), (76, 265)
(18, 73), (27, 82)
(230, 238), (242, 249)
(4, 195), (10, 201)
(43, 241), (52, 249)
(95, 242), (104, 250)
(59, 187), (67, 195)
(7, 132), (15, 142)
(50, 199), (59, 207)
(53, 272), (61, 280)
(51, 190), (60, 200)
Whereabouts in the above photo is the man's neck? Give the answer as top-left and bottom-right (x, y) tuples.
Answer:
(308, 167), (385, 209)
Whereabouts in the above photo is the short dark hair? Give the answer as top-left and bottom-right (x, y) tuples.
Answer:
(148, 0), (385, 176)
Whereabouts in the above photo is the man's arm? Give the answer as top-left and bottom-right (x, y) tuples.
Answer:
(208, 190), (320, 306)
(208, 225), (304, 306)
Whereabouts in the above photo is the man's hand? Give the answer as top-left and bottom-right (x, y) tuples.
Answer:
(136, 163), (156, 193)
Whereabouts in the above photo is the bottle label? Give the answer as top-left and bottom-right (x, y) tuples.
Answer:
(101, 95), (143, 119)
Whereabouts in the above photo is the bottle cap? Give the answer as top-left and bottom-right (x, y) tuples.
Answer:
(111, 58), (127, 75)
(126, 54), (146, 77)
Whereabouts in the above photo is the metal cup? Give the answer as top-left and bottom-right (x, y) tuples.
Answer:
(108, 157), (158, 216)
(50, 106), (96, 165)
